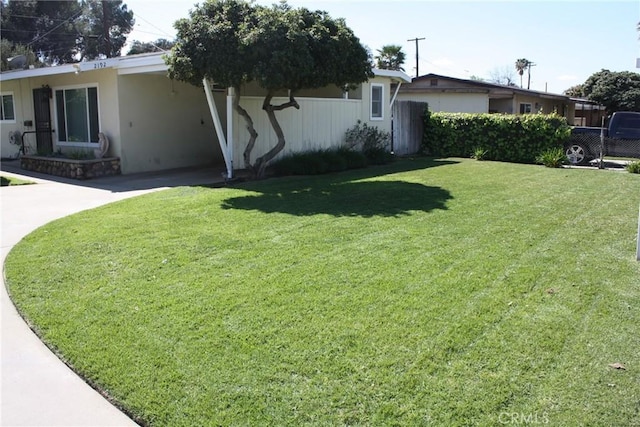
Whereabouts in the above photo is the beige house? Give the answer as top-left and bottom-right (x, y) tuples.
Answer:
(0, 52), (410, 177)
(396, 73), (575, 122)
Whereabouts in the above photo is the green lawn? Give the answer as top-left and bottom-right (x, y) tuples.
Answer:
(5, 158), (640, 426)
(1, 174), (34, 186)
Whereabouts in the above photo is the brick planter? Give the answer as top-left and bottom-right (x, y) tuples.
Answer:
(20, 156), (121, 180)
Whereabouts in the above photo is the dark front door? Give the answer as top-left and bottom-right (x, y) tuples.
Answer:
(32, 87), (53, 155)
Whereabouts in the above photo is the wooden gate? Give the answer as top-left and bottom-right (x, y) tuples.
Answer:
(392, 101), (427, 156)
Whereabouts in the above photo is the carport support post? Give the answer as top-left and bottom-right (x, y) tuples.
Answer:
(202, 78), (233, 179)
(226, 87), (234, 179)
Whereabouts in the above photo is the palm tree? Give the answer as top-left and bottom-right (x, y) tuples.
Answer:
(515, 58), (529, 88)
(375, 45), (406, 71)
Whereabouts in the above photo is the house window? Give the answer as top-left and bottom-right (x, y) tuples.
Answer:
(1, 93), (16, 122)
(430, 79), (438, 86)
(370, 83), (384, 120)
(519, 103), (532, 114)
(55, 86), (99, 144)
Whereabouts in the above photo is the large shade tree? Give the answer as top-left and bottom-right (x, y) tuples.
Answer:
(582, 69), (640, 113)
(0, 0), (134, 64)
(77, 0), (135, 60)
(563, 84), (584, 97)
(167, 0), (373, 178)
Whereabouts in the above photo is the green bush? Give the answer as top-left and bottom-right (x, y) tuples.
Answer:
(536, 147), (566, 168)
(270, 148), (367, 177)
(423, 112), (571, 164)
(319, 149), (348, 172)
(345, 120), (394, 165)
(626, 160), (640, 174)
(66, 149), (95, 160)
(472, 147), (488, 160)
(334, 147), (368, 169)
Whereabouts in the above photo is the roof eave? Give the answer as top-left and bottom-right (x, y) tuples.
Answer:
(0, 52), (168, 82)
(372, 68), (412, 83)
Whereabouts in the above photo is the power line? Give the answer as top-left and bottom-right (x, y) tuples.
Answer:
(4, 14), (72, 21)
(133, 13), (175, 39)
(130, 28), (173, 38)
(27, 9), (84, 47)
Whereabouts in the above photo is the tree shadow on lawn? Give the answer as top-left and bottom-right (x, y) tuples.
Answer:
(220, 158), (456, 217)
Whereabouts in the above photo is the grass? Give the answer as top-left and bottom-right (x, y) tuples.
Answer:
(1, 174), (35, 186)
(5, 158), (640, 426)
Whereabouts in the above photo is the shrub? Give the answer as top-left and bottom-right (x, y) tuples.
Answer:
(345, 120), (393, 164)
(626, 160), (640, 174)
(536, 147), (566, 168)
(334, 147), (368, 169)
(270, 147), (367, 177)
(66, 149), (95, 160)
(319, 149), (348, 173)
(423, 112), (571, 164)
(472, 147), (488, 160)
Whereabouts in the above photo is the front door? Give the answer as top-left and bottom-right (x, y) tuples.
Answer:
(32, 87), (53, 155)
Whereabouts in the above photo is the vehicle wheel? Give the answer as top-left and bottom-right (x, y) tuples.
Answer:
(565, 145), (588, 165)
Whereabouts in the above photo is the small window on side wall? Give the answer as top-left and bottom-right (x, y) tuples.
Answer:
(519, 103), (532, 114)
(370, 83), (384, 120)
(1, 93), (16, 122)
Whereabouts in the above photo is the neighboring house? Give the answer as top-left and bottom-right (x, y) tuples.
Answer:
(396, 73), (575, 122)
(0, 52), (410, 177)
(572, 98), (606, 127)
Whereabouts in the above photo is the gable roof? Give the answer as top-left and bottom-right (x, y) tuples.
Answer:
(405, 73), (570, 101)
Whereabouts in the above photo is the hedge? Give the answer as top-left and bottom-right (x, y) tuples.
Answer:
(422, 111), (571, 163)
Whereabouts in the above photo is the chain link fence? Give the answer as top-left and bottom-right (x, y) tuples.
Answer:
(565, 133), (640, 164)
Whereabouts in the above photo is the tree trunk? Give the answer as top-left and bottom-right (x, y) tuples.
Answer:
(102, 1), (112, 57)
(232, 86), (259, 173)
(253, 92), (300, 179)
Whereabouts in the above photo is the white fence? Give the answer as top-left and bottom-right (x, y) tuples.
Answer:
(232, 96), (362, 167)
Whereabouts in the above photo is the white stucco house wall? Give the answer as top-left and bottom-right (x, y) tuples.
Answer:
(0, 52), (410, 177)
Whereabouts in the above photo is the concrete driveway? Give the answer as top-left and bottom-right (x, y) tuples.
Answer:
(1, 161), (226, 426)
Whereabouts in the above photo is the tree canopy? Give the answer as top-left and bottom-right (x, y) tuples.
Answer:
(0, 0), (134, 67)
(126, 38), (175, 55)
(562, 84), (584, 97)
(375, 45), (406, 71)
(167, 0), (373, 178)
(514, 58), (529, 88)
(582, 70), (640, 113)
(514, 58), (534, 89)
(489, 65), (517, 86)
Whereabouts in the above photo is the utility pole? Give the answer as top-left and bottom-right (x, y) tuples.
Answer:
(407, 37), (425, 78)
(527, 61), (536, 90)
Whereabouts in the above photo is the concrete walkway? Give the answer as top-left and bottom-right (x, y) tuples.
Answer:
(1, 161), (226, 426)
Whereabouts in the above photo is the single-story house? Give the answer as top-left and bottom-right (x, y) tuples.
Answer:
(0, 52), (410, 177)
(395, 73), (575, 122)
(571, 98), (606, 127)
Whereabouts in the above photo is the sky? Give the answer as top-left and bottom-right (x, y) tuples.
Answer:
(122, 0), (640, 95)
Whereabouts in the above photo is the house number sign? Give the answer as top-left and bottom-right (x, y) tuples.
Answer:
(77, 58), (116, 72)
